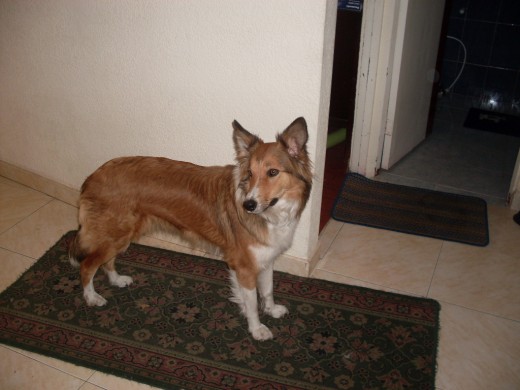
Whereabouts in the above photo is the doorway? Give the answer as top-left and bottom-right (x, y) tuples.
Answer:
(377, 0), (520, 205)
(320, 6), (362, 231)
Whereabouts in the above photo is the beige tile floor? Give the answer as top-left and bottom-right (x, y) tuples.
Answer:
(1, 176), (520, 389)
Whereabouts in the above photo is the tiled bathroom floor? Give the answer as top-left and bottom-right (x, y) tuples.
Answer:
(1, 173), (520, 389)
(377, 95), (520, 205)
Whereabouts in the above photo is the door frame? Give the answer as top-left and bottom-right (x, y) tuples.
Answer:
(349, 0), (400, 178)
(509, 151), (520, 209)
(349, 0), (444, 177)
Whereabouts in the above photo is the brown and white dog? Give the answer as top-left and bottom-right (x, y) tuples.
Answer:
(69, 117), (312, 341)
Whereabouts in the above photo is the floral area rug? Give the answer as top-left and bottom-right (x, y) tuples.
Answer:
(0, 231), (440, 389)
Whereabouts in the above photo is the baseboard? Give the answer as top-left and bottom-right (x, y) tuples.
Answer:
(0, 160), (79, 206)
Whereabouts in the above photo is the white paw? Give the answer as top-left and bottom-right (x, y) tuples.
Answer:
(84, 291), (107, 307)
(250, 324), (273, 341)
(112, 275), (133, 288)
(265, 304), (288, 319)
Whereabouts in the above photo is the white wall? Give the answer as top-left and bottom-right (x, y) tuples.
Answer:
(0, 0), (337, 260)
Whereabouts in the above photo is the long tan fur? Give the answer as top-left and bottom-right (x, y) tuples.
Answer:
(69, 117), (312, 340)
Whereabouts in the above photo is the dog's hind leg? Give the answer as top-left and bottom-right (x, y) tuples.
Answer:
(102, 258), (133, 288)
(69, 232), (107, 306)
(84, 280), (107, 306)
(80, 250), (111, 307)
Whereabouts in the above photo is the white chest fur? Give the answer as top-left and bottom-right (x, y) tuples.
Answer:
(250, 217), (298, 271)
(248, 197), (301, 270)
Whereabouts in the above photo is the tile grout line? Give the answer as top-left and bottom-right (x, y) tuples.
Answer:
(426, 241), (444, 298)
(424, 239), (520, 324)
(312, 223), (344, 276)
(0, 198), (55, 255)
(434, 298), (520, 325)
(313, 268), (424, 298)
(1, 344), (93, 385)
(0, 245), (36, 260)
(0, 196), (55, 229)
(83, 371), (107, 390)
(322, 222), (343, 258)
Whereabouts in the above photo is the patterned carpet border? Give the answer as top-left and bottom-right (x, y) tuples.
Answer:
(332, 173), (489, 246)
(0, 232), (440, 389)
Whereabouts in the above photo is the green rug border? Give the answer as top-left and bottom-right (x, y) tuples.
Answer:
(0, 231), (441, 389)
(332, 172), (489, 247)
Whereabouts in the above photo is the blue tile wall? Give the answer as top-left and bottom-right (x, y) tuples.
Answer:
(440, 0), (520, 115)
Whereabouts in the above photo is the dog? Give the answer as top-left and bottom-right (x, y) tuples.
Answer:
(69, 117), (312, 341)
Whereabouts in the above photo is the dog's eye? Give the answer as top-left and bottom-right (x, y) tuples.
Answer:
(267, 169), (279, 177)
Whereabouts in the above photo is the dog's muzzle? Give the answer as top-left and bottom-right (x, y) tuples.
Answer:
(242, 198), (278, 213)
(243, 199), (257, 212)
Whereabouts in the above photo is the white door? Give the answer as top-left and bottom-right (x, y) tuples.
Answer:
(349, 0), (445, 176)
(381, 0), (445, 169)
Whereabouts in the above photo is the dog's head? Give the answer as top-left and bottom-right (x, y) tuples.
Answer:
(232, 117), (312, 221)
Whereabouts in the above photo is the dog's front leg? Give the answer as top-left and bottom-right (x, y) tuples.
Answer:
(258, 261), (288, 319)
(229, 270), (273, 341)
(242, 286), (274, 341)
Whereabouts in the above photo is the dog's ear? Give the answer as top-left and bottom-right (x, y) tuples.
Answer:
(277, 117), (308, 158)
(232, 120), (260, 157)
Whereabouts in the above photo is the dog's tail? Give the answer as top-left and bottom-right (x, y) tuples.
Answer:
(68, 229), (86, 268)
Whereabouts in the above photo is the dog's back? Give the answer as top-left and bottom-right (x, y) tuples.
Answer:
(77, 157), (236, 247)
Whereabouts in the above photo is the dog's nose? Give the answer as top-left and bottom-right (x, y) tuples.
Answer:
(243, 199), (257, 212)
